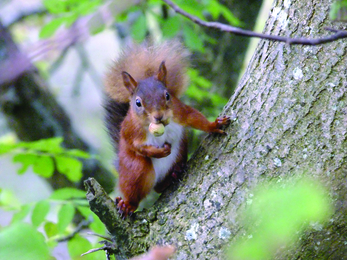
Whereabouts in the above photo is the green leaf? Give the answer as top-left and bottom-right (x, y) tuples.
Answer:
(0, 143), (15, 155)
(77, 206), (93, 219)
(44, 221), (59, 238)
(64, 13), (79, 28)
(188, 69), (212, 89)
(39, 17), (66, 39)
(205, 0), (220, 20)
(176, 0), (205, 20)
(182, 23), (205, 52)
(55, 156), (83, 182)
(0, 134), (17, 154)
(47, 239), (58, 250)
(131, 14), (147, 42)
(57, 203), (75, 233)
(50, 188), (86, 200)
(186, 84), (204, 102)
(71, 199), (89, 207)
(43, 0), (68, 14)
(210, 93), (228, 107)
(11, 204), (31, 224)
(0, 189), (21, 210)
(77, 206), (105, 234)
(219, 5), (241, 26)
(68, 234), (95, 260)
(162, 16), (181, 38)
(75, 0), (101, 16)
(64, 149), (90, 159)
(148, 0), (162, 4)
(205, 0), (241, 26)
(13, 153), (37, 174)
(90, 215), (105, 235)
(329, 0), (347, 20)
(0, 223), (51, 260)
(33, 155), (55, 178)
(19, 137), (64, 153)
(227, 177), (332, 260)
(31, 200), (50, 227)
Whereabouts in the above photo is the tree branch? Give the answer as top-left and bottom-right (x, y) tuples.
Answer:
(162, 0), (347, 45)
(84, 178), (162, 258)
(84, 178), (133, 258)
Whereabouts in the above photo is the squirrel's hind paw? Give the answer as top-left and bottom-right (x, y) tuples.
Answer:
(115, 197), (135, 218)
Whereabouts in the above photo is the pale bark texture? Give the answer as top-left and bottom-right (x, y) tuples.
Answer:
(86, 0), (347, 259)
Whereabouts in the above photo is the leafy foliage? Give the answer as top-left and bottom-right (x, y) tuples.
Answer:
(68, 234), (95, 260)
(40, 0), (103, 38)
(39, 0), (240, 51)
(0, 137), (89, 182)
(330, 0), (347, 21)
(186, 69), (228, 112)
(37, 0), (234, 127)
(0, 223), (51, 260)
(0, 187), (105, 259)
(227, 177), (332, 259)
(31, 200), (50, 227)
(0, 136), (104, 258)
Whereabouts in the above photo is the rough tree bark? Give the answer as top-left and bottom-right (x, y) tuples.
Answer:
(187, 0), (263, 153)
(86, 0), (347, 259)
(0, 22), (115, 192)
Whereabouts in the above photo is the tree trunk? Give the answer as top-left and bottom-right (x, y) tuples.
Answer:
(86, 0), (347, 258)
(0, 22), (115, 192)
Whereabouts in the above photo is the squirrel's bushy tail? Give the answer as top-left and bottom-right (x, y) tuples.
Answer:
(104, 40), (189, 103)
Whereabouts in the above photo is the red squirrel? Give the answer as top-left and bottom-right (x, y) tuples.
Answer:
(104, 41), (230, 216)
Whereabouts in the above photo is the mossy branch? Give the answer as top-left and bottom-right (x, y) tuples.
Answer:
(84, 178), (157, 258)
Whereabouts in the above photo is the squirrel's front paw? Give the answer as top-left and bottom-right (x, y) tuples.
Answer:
(162, 142), (171, 156)
(152, 143), (171, 158)
(211, 115), (230, 134)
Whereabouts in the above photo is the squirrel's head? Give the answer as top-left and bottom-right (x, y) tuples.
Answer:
(122, 61), (173, 126)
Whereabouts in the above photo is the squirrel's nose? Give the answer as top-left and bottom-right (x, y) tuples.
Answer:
(154, 115), (163, 123)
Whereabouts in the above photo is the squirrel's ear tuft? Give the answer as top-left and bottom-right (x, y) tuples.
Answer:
(156, 61), (167, 86)
(122, 71), (138, 94)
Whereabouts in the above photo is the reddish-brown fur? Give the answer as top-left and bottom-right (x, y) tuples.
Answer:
(171, 96), (230, 133)
(115, 95), (229, 216)
(105, 41), (230, 217)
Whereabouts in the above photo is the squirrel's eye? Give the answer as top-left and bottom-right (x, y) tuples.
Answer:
(165, 92), (170, 101)
(135, 99), (142, 107)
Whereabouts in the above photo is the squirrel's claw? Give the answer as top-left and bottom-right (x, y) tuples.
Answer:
(210, 115), (230, 134)
(216, 115), (231, 126)
(114, 197), (134, 218)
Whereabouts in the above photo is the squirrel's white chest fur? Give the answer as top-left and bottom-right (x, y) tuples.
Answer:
(144, 122), (185, 184)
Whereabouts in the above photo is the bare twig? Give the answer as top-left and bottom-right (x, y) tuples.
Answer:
(86, 232), (113, 241)
(81, 246), (107, 256)
(162, 0), (347, 45)
(56, 218), (92, 242)
(81, 236), (117, 259)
